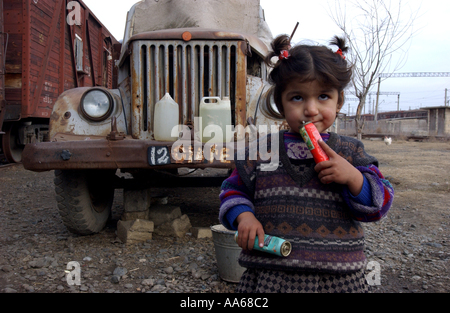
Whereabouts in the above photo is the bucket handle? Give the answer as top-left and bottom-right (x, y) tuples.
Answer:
(201, 96), (221, 104)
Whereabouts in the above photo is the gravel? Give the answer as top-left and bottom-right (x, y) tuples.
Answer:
(363, 206), (450, 293)
(1, 156), (449, 293)
(0, 207), (236, 293)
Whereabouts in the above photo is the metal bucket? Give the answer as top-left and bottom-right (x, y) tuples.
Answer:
(211, 225), (245, 283)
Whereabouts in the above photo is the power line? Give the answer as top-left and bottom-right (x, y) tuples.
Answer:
(377, 74), (450, 98)
(374, 73), (450, 117)
(379, 72), (450, 78)
(345, 91), (400, 96)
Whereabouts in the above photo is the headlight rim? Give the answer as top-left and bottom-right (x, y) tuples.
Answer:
(80, 88), (114, 122)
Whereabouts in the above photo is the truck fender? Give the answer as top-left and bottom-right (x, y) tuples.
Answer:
(49, 87), (127, 139)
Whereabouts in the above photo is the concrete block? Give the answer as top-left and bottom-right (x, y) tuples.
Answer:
(154, 214), (192, 238)
(148, 205), (181, 226)
(117, 219), (154, 244)
(123, 189), (151, 213)
(190, 227), (212, 239)
(121, 210), (149, 221)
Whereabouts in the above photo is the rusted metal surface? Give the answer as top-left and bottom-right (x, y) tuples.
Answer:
(0, 0), (5, 133)
(0, 0), (121, 163)
(130, 37), (247, 140)
(48, 87), (127, 139)
(119, 28), (269, 69)
(22, 137), (238, 172)
(22, 2), (283, 174)
(0, 100), (5, 134)
(3, 0), (121, 120)
(130, 42), (144, 139)
(127, 28), (247, 43)
(106, 117), (126, 141)
(235, 41), (247, 134)
(30, 0), (65, 116)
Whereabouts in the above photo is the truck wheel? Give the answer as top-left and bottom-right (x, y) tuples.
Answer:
(54, 169), (115, 235)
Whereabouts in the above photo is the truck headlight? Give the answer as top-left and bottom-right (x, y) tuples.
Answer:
(80, 88), (114, 121)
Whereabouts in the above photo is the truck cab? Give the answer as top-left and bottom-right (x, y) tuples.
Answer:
(22, 0), (284, 235)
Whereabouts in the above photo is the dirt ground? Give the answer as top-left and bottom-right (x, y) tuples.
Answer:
(1, 137), (449, 293)
(370, 138), (450, 234)
(358, 138), (450, 292)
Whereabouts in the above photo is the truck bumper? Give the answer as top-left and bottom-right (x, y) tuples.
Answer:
(22, 135), (236, 172)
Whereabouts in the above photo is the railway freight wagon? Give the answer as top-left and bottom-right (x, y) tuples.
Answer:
(0, 0), (120, 163)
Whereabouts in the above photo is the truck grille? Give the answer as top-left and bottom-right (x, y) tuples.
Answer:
(131, 40), (241, 139)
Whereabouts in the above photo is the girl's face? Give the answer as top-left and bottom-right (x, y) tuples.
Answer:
(280, 79), (344, 133)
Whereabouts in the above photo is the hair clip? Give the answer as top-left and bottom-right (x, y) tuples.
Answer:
(335, 49), (346, 60)
(279, 50), (290, 60)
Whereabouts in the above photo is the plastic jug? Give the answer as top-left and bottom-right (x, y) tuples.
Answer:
(199, 96), (232, 143)
(154, 93), (180, 141)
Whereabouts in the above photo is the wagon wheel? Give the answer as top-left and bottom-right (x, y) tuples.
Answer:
(54, 169), (115, 235)
(2, 123), (24, 163)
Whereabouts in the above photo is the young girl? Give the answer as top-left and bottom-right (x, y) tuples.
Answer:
(219, 34), (394, 293)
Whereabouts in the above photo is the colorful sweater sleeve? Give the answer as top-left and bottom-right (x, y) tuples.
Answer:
(219, 168), (255, 230)
(347, 175), (373, 206)
(342, 165), (394, 223)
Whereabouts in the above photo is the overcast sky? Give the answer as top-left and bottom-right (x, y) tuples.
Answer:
(83, 0), (450, 114)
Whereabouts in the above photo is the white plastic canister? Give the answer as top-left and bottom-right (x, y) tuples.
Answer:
(154, 93), (180, 141)
(199, 97), (232, 143)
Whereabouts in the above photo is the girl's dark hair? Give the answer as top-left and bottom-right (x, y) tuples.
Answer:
(262, 35), (352, 119)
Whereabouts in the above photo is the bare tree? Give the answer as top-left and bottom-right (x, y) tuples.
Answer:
(328, 0), (420, 139)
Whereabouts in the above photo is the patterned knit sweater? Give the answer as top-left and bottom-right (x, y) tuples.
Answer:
(219, 131), (394, 274)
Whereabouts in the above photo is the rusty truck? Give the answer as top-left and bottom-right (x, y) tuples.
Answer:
(22, 0), (285, 235)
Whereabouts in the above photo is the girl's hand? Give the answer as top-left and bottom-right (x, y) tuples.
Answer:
(314, 139), (364, 196)
(235, 212), (265, 251)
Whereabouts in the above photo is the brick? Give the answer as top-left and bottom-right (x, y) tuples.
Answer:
(148, 205), (181, 226)
(121, 210), (149, 221)
(117, 219), (154, 244)
(154, 214), (192, 238)
(190, 227), (212, 239)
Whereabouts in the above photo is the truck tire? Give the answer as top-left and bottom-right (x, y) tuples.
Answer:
(54, 169), (115, 235)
